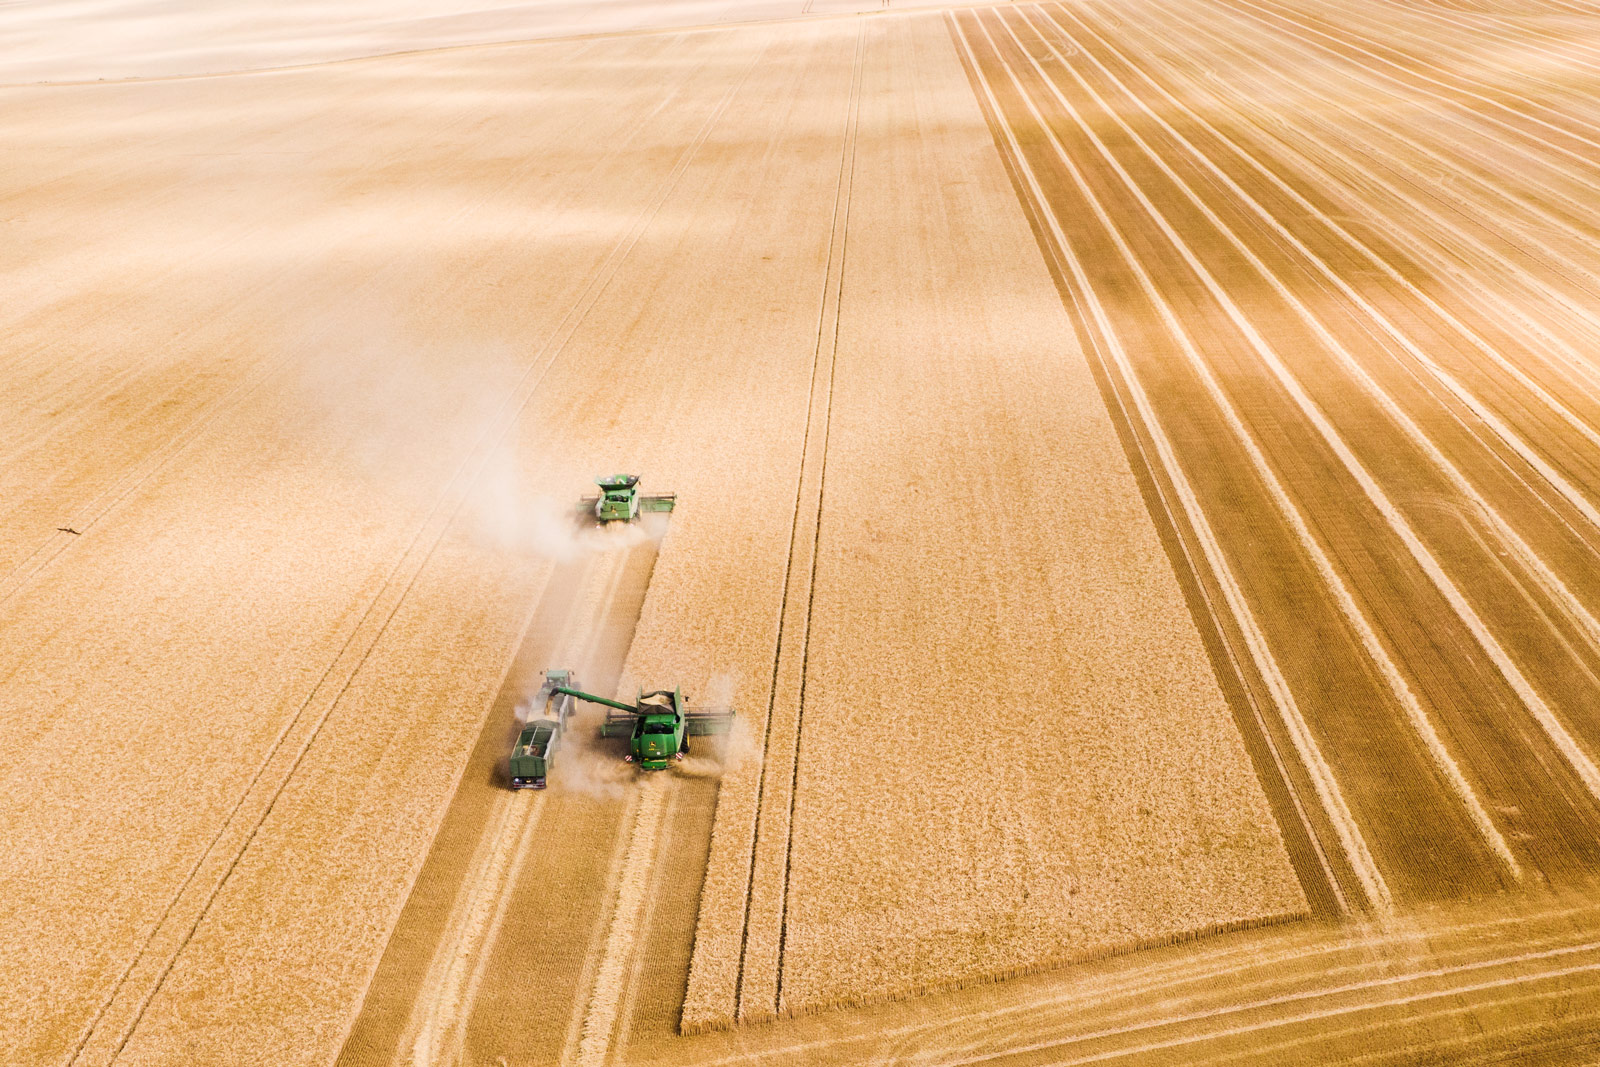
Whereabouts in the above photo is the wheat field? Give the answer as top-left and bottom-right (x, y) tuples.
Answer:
(8, 0), (1600, 1063)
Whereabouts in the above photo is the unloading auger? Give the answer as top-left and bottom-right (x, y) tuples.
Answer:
(508, 669), (736, 785)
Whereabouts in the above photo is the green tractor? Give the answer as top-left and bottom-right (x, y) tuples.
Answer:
(508, 669), (578, 789)
(546, 673), (735, 770)
(578, 474), (676, 524)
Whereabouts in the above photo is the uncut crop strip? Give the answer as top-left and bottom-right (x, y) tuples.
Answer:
(66, 48), (765, 1066)
(952, 0), (1600, 901)
(734, 23), (864, 1027)
(677, 27), (862, 1035)
(767, 5), (1303, 1017)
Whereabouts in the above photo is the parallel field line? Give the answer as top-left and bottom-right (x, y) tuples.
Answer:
(1364, 0), (1600, 94)
(1202, 0), (1600, 176)
(733, 22), (864, 1024)
(939, 939), (1600, 1067)
(953, 9), (1381, 913)
(414, 545), (638, 1067)
(575, 777), (674, 1067)
(1119, 0), (1600, 390)
(1298, 0), (1600, 125)
(1010, 2), (1520, 875)
(1397, 0), (1600, 75)
(1036, 1), (1600, 656)
(1037, 0), (1600, 731)
(1161, 0), (1600, 243)
(400, 790), (549, 1067)
(1229, 0), (1600, 156)
(691, 897), (1600, 1067)
(988, 5), (1600, 815)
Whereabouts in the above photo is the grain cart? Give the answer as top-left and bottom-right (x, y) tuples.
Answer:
(508, 670), (578, 789)
(578, 474), (676, 523)
(544, 673), (735, 770)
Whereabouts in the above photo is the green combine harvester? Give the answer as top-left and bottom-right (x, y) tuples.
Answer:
(578, 474), (675, 523)
(508, 670), (578, 789)
(507, 668), (735, 777)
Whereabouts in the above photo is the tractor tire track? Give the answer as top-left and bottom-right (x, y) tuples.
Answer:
(734, 21), (864, 1024)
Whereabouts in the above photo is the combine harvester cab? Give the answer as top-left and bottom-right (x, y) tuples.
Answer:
(508, 670), (577, 789)
(578, 474), (676, 523)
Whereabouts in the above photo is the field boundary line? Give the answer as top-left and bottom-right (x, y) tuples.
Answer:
(68, 38), (766, 1066)
(940, 937), (1600, 1066)
(996, 1), (1600, 819)
(687, 898), (1600, 1066)
(1012, 2), (1520, 876)
(953, 8), (1379, 913)
(732, 20), (865, 1026)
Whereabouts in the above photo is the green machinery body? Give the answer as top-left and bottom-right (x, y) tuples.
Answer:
(579, 474), (676, 523)
(508, 669), (577, 789)
(548, 678), (735, 771)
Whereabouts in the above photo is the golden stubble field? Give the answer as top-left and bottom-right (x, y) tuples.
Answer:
(9, 0), (1600, 1063)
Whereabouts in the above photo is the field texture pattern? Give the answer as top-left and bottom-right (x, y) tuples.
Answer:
(952, 0), (1600, 914)
(10, 0), (1600, 1062)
